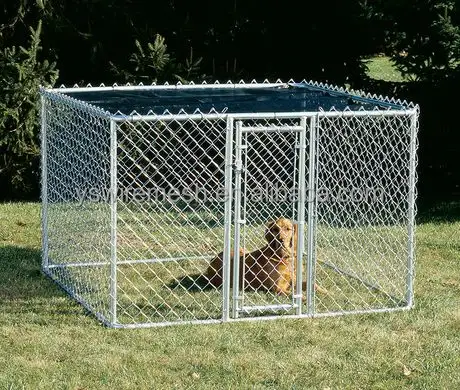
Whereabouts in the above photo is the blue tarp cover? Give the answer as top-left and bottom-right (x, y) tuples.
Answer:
(64, 84), (402, 115)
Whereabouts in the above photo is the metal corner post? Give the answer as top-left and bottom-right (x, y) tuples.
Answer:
(406, 110), (419, 308)
(40, 95), (49, 271)
(295, 117), (308, 315)
(222, 116), (234, 322)
(306, 114), (318, 315)
(232, 120), (244, 319)
(110, 119), (118, 325)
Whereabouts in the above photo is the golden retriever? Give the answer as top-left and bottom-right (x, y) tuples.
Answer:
(206, 217), (327, 296)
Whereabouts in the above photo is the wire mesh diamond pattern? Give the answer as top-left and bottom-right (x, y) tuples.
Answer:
(235, 118), (304, 316)
(114, 117), (228, 324)
(40, 82), (419, 328)
(42, 94), (112, 321)
(314, 114), (414, 314)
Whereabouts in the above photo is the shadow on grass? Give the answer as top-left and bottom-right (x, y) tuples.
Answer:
(167, 273), (215, 292)
(0, 246), (60, 300)
(0, 246), (95, 324)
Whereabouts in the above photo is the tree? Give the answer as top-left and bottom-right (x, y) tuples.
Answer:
(0, 10), (59, 199)
(376, 0), (460, 81)
(111, 34), (203, 84)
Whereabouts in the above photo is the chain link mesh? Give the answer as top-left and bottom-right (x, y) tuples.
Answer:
(42, 92), (112, 321)
(234, 118), (303, 317)
(41, 85), (418, 327)
(315, 114), (414, 313)
(114, 117), (228, 324)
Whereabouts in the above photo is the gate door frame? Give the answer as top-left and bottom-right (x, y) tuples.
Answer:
(228, 117), (317, 319)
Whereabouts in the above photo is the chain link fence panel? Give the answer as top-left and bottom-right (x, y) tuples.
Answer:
(40, 82), (419, 328)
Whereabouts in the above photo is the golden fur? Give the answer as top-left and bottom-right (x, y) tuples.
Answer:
(206, 217), (327, 296)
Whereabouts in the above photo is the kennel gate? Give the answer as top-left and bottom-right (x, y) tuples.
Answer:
(229, 118), (313, 318)
(40, 81), (418, 328)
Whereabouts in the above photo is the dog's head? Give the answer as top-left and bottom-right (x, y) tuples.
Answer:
(264, 217), (297, 255)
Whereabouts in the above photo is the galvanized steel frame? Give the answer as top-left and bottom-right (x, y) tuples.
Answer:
(40, 81), (419, 328)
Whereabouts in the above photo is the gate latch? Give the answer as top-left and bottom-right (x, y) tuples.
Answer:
(234, 160), (244, 172)
(295, 142), (307, 150)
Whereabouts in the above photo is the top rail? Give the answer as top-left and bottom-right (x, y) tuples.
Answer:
(110, 109), (417, 122)
(48, 82), (289, 93)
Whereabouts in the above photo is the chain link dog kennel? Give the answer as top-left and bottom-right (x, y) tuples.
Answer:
(40, 80), (419, 328)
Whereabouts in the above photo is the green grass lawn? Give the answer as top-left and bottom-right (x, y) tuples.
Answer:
(366, 56), (407, 82)
(41, 200), (412, 326)
(0, 202), (459, 389)
(366, 56), (406, 81)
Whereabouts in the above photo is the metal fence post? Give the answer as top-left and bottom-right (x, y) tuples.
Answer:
(406, 110), (419, 308)
(295, 117), (308, 315)
(306, 114), (318, 315)
(222, 117), (234, 322)
(232, 120), (244, 319)
(40, 94), (49, 271)
(110, 119), (118, 325)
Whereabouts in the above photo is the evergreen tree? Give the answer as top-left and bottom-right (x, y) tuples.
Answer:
(0, 7), (58, 199)
(377, 0), (460, 81)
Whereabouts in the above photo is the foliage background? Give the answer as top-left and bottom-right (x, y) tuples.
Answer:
(0, 0), (459, 208)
